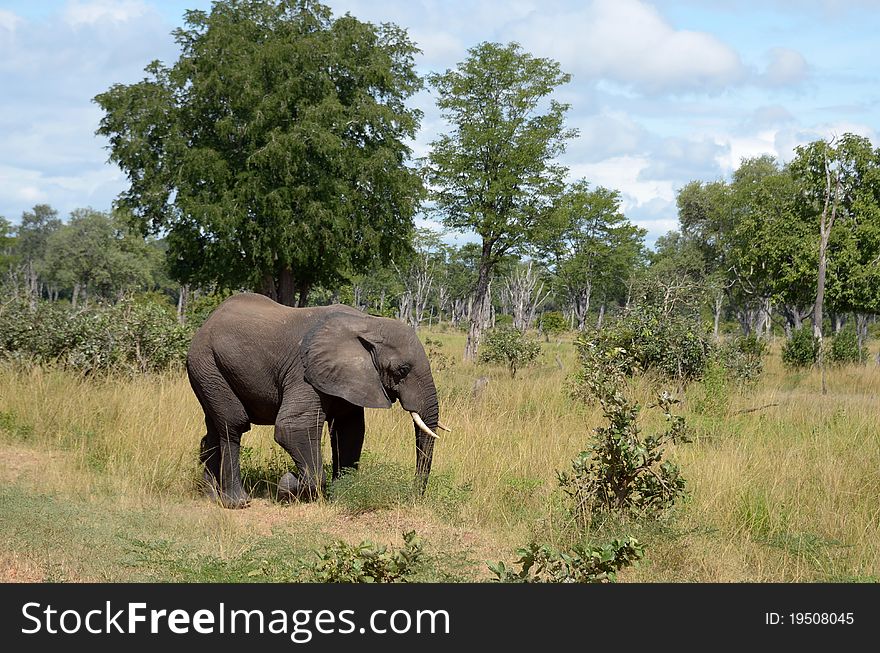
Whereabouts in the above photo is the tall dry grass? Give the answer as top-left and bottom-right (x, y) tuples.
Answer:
(1, 331), (878, 581)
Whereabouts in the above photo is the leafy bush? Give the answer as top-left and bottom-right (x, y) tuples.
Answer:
(310, 531), (425, 583)
(573, 305), (711, 384)
(239, 445), (293, 499)
(479, 326), (542, 378)
(184, 289), (234, 329)
(689, 359), (730, 417)
(829, 326), (866, 365)
(717, 334), (767, 384)
(328, 456), (470, 519)
(0, 293), (190, 373)
(537, 311), (568, 340)
(489, 538), (643, 583)
(560, 369), (691, 523)
(782, 327), (820, 369)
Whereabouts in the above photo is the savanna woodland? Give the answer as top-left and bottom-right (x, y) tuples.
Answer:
(2, 0), (879, 583)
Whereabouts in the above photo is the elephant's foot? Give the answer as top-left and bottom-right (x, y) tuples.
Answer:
(277, 471), (323, 502)
(219, 488), (251, 509)
(202, 470), (250, 508)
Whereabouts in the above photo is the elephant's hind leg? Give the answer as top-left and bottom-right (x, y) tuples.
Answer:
(199, 426), (221, 500)
(190, 367), (251, 509)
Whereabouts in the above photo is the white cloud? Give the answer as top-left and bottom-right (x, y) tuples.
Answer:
(717, 131), (780, 172)
(745, 105), (796, 129)
(760, 47), (809, 86)
(0, 166), (48, 207)
(569, 155), (677, 210)
(507, 0), (746, 94)
(568, 109), (648, 161)
(774, 121), (878, 161)
(63, 0), (148, 27)
(638, 135), (729, 182)
(409, 29), (466, 67)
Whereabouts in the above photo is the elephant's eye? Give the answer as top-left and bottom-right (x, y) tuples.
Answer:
(392, 363), (411, 382)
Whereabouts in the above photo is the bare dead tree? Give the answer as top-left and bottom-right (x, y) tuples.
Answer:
(502, 261), (550, 331)
(394, 251), (435, 330)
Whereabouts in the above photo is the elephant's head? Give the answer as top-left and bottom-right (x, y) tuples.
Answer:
(301, 310), (442, 492)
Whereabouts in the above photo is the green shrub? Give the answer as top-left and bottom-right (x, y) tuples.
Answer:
(829, 326), (866, 365)
(488, 538), (643, 583)
(328, 457), (470, 519)
(573, 305), (711, 385)
(493, 313), (514, 328)
(559, 374), (691, 524)
(310, 531), (425, 583)
(537, 311), (568, 340)
(0, 293), (191, 374)
(479, 326), (542, 378)
(717, 334), (767, 384)
(239, 446), (293, 499)
(184, 289), (234, 329)
(690, 358), (730, 417)
(782, 327), (820, 369)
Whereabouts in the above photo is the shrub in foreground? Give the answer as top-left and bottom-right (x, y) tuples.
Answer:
(310, 531), (424, 583)
(489, 538), (643, 583)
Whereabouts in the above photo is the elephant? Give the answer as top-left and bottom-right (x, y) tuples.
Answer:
(186, 292), (446, 508)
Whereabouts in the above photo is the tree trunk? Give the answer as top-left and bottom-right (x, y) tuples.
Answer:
(297, 281), (311, 308)
(712, 291), (724, 339)
(814, 150), (841, 396)
(464, 253), (493, 362)
(177, 285), (189, 324)
(260, 273), (278, 302)
(596, 303), (606, 329)
(856, 313), (868, 355)
(755, 297), (772, 339)
(279, 266), (296, 307)
(574, 281), (591, 331)
(72, 283), (80, 310)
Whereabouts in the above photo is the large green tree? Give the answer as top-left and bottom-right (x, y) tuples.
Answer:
(95, 0), (423, 306)
(426, 42), (575, 360)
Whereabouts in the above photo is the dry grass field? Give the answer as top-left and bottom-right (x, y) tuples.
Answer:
(1, 330), (878, 582)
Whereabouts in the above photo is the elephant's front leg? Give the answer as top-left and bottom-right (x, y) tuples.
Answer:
(274, 401), (327, 502)
(330, 406), (365, 479)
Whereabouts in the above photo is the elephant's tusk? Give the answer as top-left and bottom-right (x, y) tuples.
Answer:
(437, 421), (452, 432)
(411, 412), (439, 439)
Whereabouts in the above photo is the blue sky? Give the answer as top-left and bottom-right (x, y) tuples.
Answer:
(1, 0), (878, 246)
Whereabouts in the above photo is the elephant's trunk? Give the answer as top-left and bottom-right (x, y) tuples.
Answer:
(400, 372), (440, 495)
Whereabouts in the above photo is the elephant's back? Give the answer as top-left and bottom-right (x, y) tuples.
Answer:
(186, 294), (361, 386)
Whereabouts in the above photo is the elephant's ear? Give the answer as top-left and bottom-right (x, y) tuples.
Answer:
(301, 312), (392, 409)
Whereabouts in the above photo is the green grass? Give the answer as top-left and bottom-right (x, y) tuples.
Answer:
(1, 331), (878, 582)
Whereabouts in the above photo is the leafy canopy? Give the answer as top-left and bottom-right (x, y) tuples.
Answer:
(425, 41), (576, 260)
(95, 0), (424, 303)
